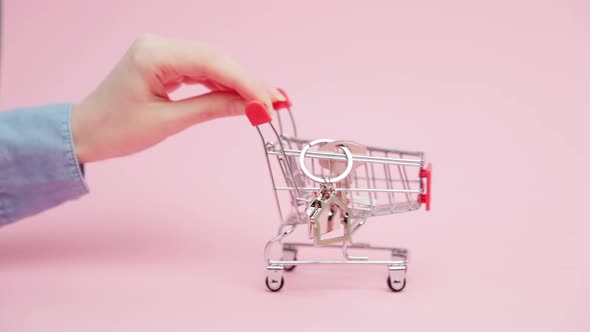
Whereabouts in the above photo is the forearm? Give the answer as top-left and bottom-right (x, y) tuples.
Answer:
(0, 103), (88, 226)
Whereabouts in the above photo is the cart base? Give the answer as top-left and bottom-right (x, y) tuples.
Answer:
(265, 242), (408, 292)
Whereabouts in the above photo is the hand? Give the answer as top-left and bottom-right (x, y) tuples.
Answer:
(71, 33), (285, 163)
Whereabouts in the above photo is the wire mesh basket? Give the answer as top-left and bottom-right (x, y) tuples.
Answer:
(246, 89), (432, 292)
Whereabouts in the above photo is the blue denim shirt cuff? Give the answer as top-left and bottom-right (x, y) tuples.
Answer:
(0, 103), (89, 226)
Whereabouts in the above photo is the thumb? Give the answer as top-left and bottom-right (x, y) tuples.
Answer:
(165, 91), (247, 129)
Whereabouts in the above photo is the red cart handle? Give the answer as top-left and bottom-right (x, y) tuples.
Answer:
(418, 163), (432, 211)
(245, 88), (292, 126)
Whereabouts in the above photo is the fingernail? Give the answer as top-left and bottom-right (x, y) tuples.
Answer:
(271, 88), (287, 101)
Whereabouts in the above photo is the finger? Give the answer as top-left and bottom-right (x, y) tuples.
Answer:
(163, 91), (246, 131)
(138, 35), (272, 106)
(268, 87), (287, 103)
(202, 80), (231, 92)
(164, 81), (183, 94)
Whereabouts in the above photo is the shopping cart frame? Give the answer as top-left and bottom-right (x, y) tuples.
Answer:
(246, 89), (431, 292)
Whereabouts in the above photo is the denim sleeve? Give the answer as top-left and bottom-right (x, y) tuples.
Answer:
(0, 103), (89, 226)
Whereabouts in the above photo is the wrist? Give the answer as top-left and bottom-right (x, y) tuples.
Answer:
(70, 103), (92, 163)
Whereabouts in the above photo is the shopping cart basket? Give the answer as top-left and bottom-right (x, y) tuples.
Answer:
(245, 89), (432, 292)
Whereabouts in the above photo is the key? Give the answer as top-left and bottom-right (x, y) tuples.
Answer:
(305, 184), (352, 246)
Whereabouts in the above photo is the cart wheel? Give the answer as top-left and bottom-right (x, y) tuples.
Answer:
(284, 253), (297, 271)
(265, 276), (284, 292)
(387, 276), (406, 292)
(284, 262), (297, 271)
(282, 248), (298, 272)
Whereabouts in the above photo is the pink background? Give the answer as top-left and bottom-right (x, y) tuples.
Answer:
(1, 0), (589, 331)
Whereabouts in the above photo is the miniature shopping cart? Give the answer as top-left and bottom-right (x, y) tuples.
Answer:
(245, 89), (432, 292)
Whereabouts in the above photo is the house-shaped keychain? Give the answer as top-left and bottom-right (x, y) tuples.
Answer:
(306, 185), (352, 245)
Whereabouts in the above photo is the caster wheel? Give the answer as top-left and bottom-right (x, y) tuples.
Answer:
(387, 276), (406, 292)
(284, 255), (297, 271)
(282, 249), (298, 272)
(265, 276), (284, 292)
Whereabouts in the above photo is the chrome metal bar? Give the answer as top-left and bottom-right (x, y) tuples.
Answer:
(352, 167), (359, 190)
(350, 217), (367, 233)
(274, 186), (421, 193)
(256, 128), (285, 223)
(283, 136), (423, 157)
(368, 150), (377, 209)
(275, 154), (298, 207)
(383, 159), (394, 213)
(365, 165), (377, 209)
(351, 177), (421, 183)
(269, 260), (406, 265)
(287, 108), (298, 137)
(269, 124), (301, 200)
(268, 149), (423, 166)
(283, 241), (408, 252)
(264, 225), (295, 263)
(398, 158), (413, 205)
(276, 109), (284, 135)
(342, 241), (369, 260)
(279, 223), (298, 244)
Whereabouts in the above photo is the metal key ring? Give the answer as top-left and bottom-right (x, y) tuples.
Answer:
(299, 138), (354, 183)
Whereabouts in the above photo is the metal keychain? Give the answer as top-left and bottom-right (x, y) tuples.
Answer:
(299, 139), (355, 245)
(305, 183), (352, 245)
